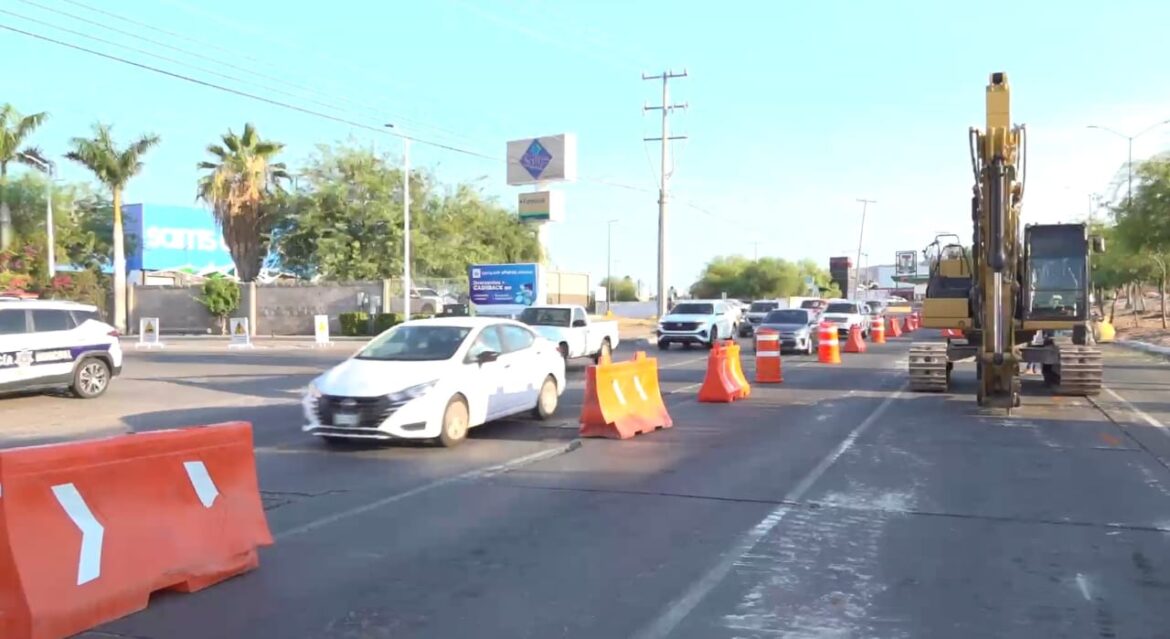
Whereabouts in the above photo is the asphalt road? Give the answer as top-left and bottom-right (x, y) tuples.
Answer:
(4, 333), (1169, 638)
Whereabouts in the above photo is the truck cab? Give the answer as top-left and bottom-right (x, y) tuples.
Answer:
(518, 304), (619, 364)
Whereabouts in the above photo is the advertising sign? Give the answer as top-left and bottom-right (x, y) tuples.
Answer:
(469, 263), (540, 306)
(895, 250), (918, 276)
(506, 134), (578, 186)
(517, 190), (566, 223)
(123, 204), (236, 274)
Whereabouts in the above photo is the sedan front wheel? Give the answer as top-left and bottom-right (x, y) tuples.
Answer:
(438, 395), (470, 447)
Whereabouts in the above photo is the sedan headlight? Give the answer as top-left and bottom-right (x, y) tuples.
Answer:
(305, 381), (322, 399)
(387, 379), (438, 403)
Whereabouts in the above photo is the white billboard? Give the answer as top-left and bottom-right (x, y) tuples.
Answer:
(518, 190), (565, 223)
(506, 134), (578, 186)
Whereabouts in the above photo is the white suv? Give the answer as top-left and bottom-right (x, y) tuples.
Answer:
(0, 299), (123, 398)
(657, 300), (737, 349)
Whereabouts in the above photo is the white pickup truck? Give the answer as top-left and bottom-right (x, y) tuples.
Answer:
(518, 304), (619, 363)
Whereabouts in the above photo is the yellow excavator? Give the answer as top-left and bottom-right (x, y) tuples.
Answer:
(908, 72), (1104, 410)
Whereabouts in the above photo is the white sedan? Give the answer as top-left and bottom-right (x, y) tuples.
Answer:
(302, 317), (566, 446)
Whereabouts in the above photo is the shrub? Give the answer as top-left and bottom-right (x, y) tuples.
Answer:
(196, 276), (240, 335)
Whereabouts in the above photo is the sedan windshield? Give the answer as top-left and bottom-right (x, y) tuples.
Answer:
(519, 307), (571, 327)
(825, 303), (856, 314)
(356, 325), (472, 361)
(671, 303), (714, 315)
(764, 310), (810, 324)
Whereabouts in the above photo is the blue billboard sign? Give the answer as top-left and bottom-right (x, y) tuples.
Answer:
(123, 204), (236, 274)
(469, 263), (539, 306)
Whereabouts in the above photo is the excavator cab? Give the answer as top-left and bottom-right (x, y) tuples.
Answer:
(1022, 223), (1091, 324)
(920, 233), (973, 330)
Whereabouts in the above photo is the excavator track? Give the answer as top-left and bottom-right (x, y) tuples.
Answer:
(1054, 343), (1103, 396)
(908, 342), (950, 392)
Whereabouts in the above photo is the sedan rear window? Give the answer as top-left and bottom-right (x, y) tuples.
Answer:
(764, 310), (809, 324)
(825, 303), (857, 314)
(749, 302), (779, 312)
(671, 303), (714, 315)
(356, 325), (472, 361)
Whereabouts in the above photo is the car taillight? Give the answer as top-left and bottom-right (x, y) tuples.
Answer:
(108, 329), (121, 337)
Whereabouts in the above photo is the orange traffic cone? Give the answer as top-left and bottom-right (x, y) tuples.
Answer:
(844, 324), (867, 353)
(888, 316), (902, 337)
(870, 314), (886, 344)
(902, 316), (913, 333)
(817, 322), (842, 364)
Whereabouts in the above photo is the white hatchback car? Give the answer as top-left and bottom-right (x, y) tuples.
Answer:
(0, 298), (123, 398)
(303, 317), (567, 447)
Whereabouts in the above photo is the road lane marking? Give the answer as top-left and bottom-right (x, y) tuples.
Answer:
(273, 440), (580, 541)
(632, 386), (906, 639)
(1104, 386), (1170, 440)
(1076, 573), (1092, 601)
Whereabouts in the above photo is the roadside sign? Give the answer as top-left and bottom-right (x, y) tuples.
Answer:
(228, 317), (252, 349)
(136, 317), (163, 349)
(314, 314), (331, 346)
(895, 250), (917, 276)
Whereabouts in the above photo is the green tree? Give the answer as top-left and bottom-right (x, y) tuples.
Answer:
(690, 256), (830, 299)
(272, 144), (539, 281)
(601, 276), (639, 302)
(196, 274), (240, 334)
(197, 123), (289, 281)
(1113, 157), (1170, 328)
(0, 104), (48, 250)
(65, 123), (160, 332)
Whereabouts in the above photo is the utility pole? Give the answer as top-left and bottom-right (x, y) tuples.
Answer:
(854, 198), (876, 300)
(606, 219), (618, 310)
(1087, 120), (1170, 207)
(643, 69), (688, 318)
(21, 154), (55, 276)
(385, 123), (412, 320)
(751, 242), (760, 260)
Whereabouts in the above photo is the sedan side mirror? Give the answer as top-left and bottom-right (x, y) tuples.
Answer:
(476, 350), (500, 364)
(572, 319), (587, 328)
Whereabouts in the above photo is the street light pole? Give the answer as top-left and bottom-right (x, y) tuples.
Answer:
(854, 198), (875, 300)
(21, 154), (55, 277)
(605, 219), (618, 309)
(386, 124), (411, 321)
(1087, 119), (1170, 206)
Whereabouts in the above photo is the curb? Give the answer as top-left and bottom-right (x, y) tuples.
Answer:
(1113, 339), (1170, 360)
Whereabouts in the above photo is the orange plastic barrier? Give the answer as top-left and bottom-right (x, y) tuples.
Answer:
(888, 315), (902, 337)
(902, 315), (914, 333)
(580, 354), (673, 439)
(724, 341), (751, 399)
(870, 314), (886, 344)
(844, 324), (867, 353)
(754, 328), (783, 383)
(817, 323), (842, 364)
(698, 342), (745, 403)
(941, 328), (963, 339)
(0, 422), (272, 639)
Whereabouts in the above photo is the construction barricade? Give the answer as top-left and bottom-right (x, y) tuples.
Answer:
(818, 323), (842, 364)
(724, 341), (751, 399)
(580, 352), (673, 439)
(941, 328), (963, 339)
(0, 422), (272, 639)
(699, 342), (748, 403)
(844, 324), (867, 353)
(870, 315), (886, 344)
(888, 315), (903, 337)
(754, 329), (783, 383)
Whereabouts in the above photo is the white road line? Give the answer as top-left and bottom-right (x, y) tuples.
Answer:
(1076, 573), (1092, 601)
(660, 356), (709, 369)
(273, 441), (578, 541)
(632, 386), (906, 639)
(1105, 386), (1170, 440)
(669, 382), (701, 395)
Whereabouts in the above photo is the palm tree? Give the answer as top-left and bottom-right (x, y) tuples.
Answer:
(65, 123), (160, 332)
(197, 123), (289, 282)
(0, 104), (48, 250)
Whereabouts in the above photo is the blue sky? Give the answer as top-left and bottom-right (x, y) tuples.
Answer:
(3, 0), (1170, 291)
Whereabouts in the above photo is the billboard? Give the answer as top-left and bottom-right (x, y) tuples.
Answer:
(123, 204), (235, 274)
(829, 256), (852, 295)
(506, 134), (578, 186)
(517, 190), (565, 223)
(895, 250), (917, 276)
(469, 263), (540, 306)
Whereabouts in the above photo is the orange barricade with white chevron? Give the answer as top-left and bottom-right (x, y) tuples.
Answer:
(724, 341), (751, 399)
(0, 422), (272, 639)
(580, 352), (673, 439)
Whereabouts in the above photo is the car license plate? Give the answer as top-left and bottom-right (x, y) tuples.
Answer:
(334, 411), (359, 427)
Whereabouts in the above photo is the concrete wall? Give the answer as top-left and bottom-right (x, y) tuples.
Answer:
(130, 270), (590, 335)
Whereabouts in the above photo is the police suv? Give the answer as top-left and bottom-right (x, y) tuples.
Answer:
(0, 298), (123, 398)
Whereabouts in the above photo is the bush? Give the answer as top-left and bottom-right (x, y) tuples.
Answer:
(339, 312), (403, 336)
(195, 276), (240, 335)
